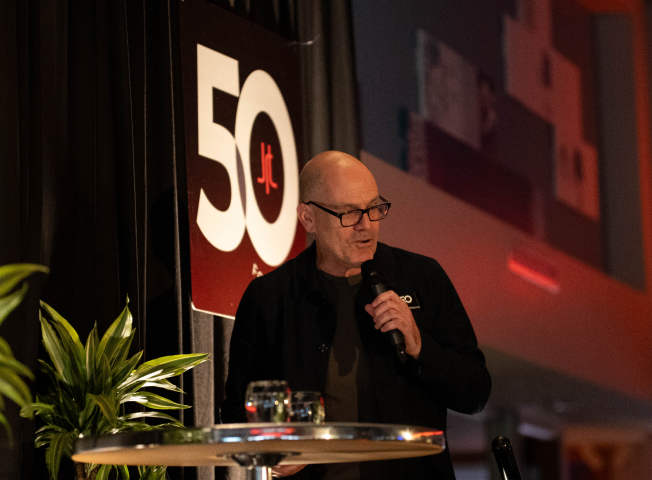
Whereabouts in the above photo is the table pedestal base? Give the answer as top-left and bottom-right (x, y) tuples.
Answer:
(244, 466), (272, 480)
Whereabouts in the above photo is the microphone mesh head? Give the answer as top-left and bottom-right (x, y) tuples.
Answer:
(361, 259), (379, 279)
(361, 259), (386, 285)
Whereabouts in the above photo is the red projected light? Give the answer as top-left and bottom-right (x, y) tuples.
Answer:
(507, 252), (560, 294)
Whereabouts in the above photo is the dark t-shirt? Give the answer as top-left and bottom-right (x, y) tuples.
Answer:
(318, 271), (385, 480)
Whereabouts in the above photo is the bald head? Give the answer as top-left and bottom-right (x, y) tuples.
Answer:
(296, 151), (382, 276)
(299, 151), (373, 203)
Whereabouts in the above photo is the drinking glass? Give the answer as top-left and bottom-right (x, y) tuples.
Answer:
(244, 380), (291, 423)
(288, 391), (325, 424)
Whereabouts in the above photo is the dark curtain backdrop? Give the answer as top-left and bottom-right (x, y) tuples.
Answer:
(0, 0), (193, 478)
(0, 0), (359, 479)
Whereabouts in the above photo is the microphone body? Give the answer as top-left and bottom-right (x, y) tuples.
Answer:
(361, 260), (408, 365)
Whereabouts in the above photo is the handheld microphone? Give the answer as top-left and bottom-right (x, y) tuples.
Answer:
(361, 259), (408, 365)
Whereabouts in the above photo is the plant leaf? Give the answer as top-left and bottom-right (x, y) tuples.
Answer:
(120, 354), (208, 392)
(88, 393), (117, 428)
(116, 464), (130, 480)
(85, 323), (98, 384)
(121, 421), (156, 431)
(112, 351), (143, 389)
(119, 411), (184, 426)
(21, 402), (56, 418)
(35, 426), (69, 449)
(0, 336), (12, 356)
(0, 263), (48, 298)
(96, 464), (113, 480)
(0, 410), (11, 444)
(121, 391), (189, 410)
(0, 282), (28, 325)
(112, 329), (136, 368)
(50, 321), (85, 389)
(46, 430), (76, 480)
(97, 303), (132, 366)
(38, 359), (60, 383)
(40, 301), (85, 367)
(0, 351), (34, 379)
(138, 465), (167, 480)
(39, 311), (73, 385)
(36, 424), (67, 435)
(35, 432), (55, 449)
(78, 394), (99, 431)
(0, 367), (32, 406)
(140, 378), (184, 393)
(98, 353), (113, 392)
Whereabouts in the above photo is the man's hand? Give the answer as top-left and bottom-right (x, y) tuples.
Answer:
(272, 464), (307, 477)
(365, 291), (422, 358)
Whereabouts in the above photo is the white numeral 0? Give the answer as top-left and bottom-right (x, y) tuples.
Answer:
(195, 44), (299, 267)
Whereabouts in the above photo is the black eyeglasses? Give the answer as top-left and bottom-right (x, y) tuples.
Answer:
(304, 196), (391, 227)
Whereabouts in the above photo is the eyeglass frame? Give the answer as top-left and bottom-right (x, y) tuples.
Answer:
(303, 196), (391, 227)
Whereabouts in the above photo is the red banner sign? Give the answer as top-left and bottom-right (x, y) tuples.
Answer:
(180, 1), (305, 317)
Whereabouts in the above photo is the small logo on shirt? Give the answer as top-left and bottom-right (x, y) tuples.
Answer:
(399, 293), (420, 310)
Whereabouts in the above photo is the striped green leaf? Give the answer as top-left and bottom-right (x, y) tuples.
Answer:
(138, 465), (168, 480)
(111, 330), (135, 368)
(98, 353), (113, 392)
(0, 368), (31, 406)
(0, 336), (11, 356)
(40, 301), (85, 360)
(85, 323), (98, 384)
(0, 263), (48, 298)
(112, 351), (143, 388)
(141, 378), (184, 393)
(96, 464), (113, 480)
(120, 354), (208, 392)
(120, 420), (155, 432)
(116, 464), (130, 480)
(38, 359), (59, 383)
(39, 311), (73, 385)
(120, 411), (183, 426)
(121, 391), (189, 410)
(46, 430), (76, 480)
(0, 282), (28, 325)
(88, 393), (117, 428)
(50, 321), (85, 386)
(0, 351), (33, 379)
(97, 303), (132, 366)
(0, 410), (10, 442)
(20, 402), (56, 418)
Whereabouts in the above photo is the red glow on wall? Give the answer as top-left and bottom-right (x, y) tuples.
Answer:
(508, 252), (560, 294)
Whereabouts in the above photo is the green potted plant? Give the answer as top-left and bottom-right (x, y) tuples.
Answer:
(0, 263), (49, 440)
(21, 299), (209, 480)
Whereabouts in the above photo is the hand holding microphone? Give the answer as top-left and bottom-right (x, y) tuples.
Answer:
(361, 260), (422, 364)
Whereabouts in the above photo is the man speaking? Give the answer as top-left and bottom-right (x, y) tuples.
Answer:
(220, 151), (491, 479)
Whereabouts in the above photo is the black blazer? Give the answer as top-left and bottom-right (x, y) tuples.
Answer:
(221, 241), (491, 479)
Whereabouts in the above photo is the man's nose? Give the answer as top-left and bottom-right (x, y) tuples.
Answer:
(354, 212), (372, 229)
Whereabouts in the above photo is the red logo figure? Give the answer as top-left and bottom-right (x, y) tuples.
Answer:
(258, 142), (278, 195)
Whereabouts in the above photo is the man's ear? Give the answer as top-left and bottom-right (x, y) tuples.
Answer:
(297, 203), (316, 233)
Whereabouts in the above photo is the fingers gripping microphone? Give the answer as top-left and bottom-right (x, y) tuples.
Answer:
(361, 260), (408, 365)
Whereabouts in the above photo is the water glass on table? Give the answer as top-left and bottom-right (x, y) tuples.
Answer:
(245, 380), (291, 423)
(288, 391), (325, 424)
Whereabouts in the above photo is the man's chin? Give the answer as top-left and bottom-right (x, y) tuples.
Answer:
(351, 244), (377, 265)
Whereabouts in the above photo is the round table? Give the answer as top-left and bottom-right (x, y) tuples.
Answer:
(72, 422), (445, 480)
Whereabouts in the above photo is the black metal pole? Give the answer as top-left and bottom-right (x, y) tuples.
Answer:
(492, 436), (523, 480)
